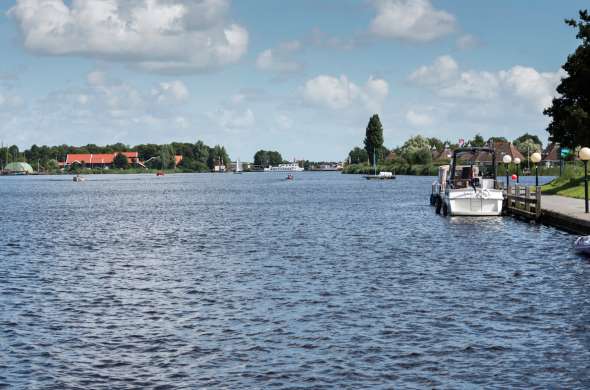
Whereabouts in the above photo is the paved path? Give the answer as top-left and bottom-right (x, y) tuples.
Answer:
(541, 195), (590, 233)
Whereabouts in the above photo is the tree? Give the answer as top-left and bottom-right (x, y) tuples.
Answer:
(254, 150), (282, 167)
(159, 144), (176, 169)
(254, 150), (269, 167)
(113, 153), (129, 169)
(8, 145), (19, 162)
(208, 145), (230, 169)
(193, 141), (210, 164)
(268, 151), (283, 165)
(513, 133), (543, 155)
(364, 114), (384, 165)
(399, 135), (432, 165)
(45, 159), (59, 171)
(413, 148), (432, 165)
(427, 137), (444, 151)
(514, 133), (543, 147)
(468, 133), (485, 147)
(544, 10), (590, 148)
(487, 136), (508, 144)
(348, 147), (369, 164)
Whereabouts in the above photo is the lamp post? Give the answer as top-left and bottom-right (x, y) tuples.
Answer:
(579, 147), (590, 213)
(530, 152), (542, 188)
(503, 154), (512, 189)
(514, 157), (521, 184)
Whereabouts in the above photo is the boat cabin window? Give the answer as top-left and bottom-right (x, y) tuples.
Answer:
(451, 163), (495, 189)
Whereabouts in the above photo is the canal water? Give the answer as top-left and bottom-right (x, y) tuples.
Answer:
(1, 173), (589, 388)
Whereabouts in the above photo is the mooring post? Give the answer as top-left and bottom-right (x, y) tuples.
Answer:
(536, 186), (541, 219)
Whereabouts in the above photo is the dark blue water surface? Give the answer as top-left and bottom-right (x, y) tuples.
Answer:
(1, 173), (589, 389)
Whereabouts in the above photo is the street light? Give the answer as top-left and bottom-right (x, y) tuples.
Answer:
(514, 157), (521, 184)
(531, 152), (542, 188)
(579, 147), (590, 213)
(503, 154), (512, 189)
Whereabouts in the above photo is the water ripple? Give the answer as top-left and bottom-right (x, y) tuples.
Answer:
(1, 173), (589, 388)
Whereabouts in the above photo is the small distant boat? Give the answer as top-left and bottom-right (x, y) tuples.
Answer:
(364, 150), (395, 180)
(574, 236), (590, 255)
(73, 174), (86, 182)
(156, 171), (165, 177)
(235, 159), (243, 174)
(365, 171), (395, 180)
(286, 174), (294, 180)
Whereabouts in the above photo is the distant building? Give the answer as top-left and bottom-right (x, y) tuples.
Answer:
(64, 152), (140, 168)
(543, 143), (560, 167)
(492, 141), (525, 161)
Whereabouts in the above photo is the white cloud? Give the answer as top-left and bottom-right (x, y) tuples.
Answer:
(151, 81), (190, 103)
(499, 66), (566, 111)
(369, 0), (456, 42)
(409, 55), (458, 86)
(456, 34), (480, 50)
(302, 75), (389, 111)
(8, 0), (249, 74)
(306, 28), (361, 50)
(406, 109), (433, 126)
(212, 108), (255, 129)
(256, 40), (303, 75)
(439, 71), (500, 100)
(409, 55), (565, 109)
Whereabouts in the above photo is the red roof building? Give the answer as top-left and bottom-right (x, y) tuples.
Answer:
(65, 152), (140, 167)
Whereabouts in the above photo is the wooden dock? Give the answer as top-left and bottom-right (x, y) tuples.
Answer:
(504, 185), (542, 220)
(503, 185), (590, 234)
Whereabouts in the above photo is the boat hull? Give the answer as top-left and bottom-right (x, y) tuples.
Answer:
(444, 189), (503, 216)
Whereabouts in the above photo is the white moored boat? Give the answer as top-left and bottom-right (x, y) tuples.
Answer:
(431, 147), (504, 216)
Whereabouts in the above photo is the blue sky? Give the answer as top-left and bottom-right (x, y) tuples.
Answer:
(0, 0), (586, 161)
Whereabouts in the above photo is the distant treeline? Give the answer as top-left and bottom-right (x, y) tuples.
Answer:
(0, 141), (230, 172)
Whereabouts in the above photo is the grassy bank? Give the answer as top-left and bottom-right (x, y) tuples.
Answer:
(342, 163), (563, 177)
(541, 165), (587, 199)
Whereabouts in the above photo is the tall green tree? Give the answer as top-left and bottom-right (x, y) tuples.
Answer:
(544, 10), (590, 147)
(364, 114), (384, 165)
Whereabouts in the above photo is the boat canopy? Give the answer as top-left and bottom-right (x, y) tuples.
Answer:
(450, 147), (497, 180)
